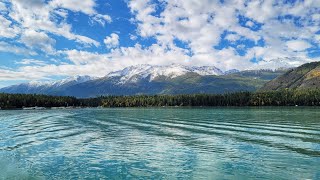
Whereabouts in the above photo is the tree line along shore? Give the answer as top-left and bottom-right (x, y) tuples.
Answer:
(0, 89), (320, 109)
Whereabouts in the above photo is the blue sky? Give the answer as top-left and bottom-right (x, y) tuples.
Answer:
(0, 0), (320, 87)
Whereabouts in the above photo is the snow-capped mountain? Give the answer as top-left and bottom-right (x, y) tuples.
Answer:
(24, 75), (95, 88)
(107, 64), (224, 84)
(0, 65), (225, 94)
(0, 63), (287, 97)
(0, 75), (96, 95)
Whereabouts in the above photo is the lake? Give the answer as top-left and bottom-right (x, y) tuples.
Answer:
(0, 108), (319, 179)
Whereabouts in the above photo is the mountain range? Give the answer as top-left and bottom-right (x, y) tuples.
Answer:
(0, 64), (287, 98)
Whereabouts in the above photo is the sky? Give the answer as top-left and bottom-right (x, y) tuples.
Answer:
(0, 0), (320, 87)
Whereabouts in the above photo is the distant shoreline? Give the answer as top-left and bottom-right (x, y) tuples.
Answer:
(0, 106), (100, 110)
(1, 105), (319, 110)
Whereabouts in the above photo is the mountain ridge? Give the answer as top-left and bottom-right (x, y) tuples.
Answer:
(106, 64), (224, 84)
(0, 64), (288, 97)
(260, 61), (320, 91)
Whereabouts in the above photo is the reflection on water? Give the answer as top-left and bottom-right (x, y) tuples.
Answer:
(0, 108), (319, 179)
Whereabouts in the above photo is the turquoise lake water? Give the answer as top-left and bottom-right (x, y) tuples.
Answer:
(0, 108), (319, 179)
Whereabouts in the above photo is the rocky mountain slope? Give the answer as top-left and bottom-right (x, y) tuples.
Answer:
(260, 61), (320, 91)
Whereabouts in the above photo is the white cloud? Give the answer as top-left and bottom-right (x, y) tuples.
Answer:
(126, 0), (259, 67)
(0, 68), (46, 81)
(225, 34), (241, 42)
(49, 0), (97, 15)
(16, 59), (47, 66)
(91, 14), (112, 26)
(0, 2), (6, 11)
(65, 49), (107, 65)
(0, 15), (20, 38)
(1, 0), (320, 81)
(0, 41), (37, 55)
(20, 29), (56, 53)
(286, 40), (312, 51)
(245, 21), (254, 27)
(104, 33), (119, 48)
(126, 0), (320, 70)
(54, 9), (68, 18)
(7, 0), (100, 47)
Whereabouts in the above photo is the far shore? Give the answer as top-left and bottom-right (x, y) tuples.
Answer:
(0, 106), (103, 110)
(2, 105), (319, 111)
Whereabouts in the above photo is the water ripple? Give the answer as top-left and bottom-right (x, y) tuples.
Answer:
(0, 108), (319, 179)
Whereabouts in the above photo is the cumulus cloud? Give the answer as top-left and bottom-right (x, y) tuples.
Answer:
(65, 49), (108, 65)
(127, 0), (258, 61)
(0, 2), (6, 11)
(125, 0), (319, 69)
(20, 29), (56, 53)
(49, 0), (97, 15)
(286, 40), (312, 51)
(245, 21), (255, 28)
(1, 0), (320, 81)
(0, 41), (37, 56)
(225, 34), (241, 42)
(104, 33), (119, 48)
(5, 0), (101, 47)
(0, 67), (47, 81)
(0, 15), (20, 38)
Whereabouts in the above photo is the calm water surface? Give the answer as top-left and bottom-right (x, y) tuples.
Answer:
(0, 107), (319, 179)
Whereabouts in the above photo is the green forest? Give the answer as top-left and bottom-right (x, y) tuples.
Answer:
(101, 89), (320, 107)
(0, 94), (80, 109)
(1, 88), (320, 109)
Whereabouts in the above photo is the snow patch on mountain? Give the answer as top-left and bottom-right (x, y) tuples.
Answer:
(51, 75), (96, 87)
(107, 64), (224, 84)
(224, 69), (240, 75)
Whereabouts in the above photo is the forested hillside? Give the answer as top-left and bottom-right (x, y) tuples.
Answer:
(261, 61), (320, 91)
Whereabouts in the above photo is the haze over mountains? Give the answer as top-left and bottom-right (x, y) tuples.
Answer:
(0, 64), (287, 97)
